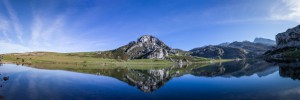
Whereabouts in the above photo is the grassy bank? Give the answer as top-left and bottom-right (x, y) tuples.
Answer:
(1, 52), (233, 70)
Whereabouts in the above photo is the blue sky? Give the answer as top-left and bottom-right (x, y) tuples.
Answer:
(0, 0), (299, 53)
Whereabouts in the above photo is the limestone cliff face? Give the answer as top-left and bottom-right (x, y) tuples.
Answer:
(118, 35), (171, 59)
(276, 25), (300, 48)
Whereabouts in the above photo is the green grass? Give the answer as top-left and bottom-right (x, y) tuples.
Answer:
(2, 52), (174, 69)
(1, 52), (233, 71)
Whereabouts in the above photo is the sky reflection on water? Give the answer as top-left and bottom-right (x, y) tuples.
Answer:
(0, 60), (300, 100)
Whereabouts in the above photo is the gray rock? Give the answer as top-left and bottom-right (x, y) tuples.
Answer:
(118, 35), (172, 59)
(276, 25), (300, 48)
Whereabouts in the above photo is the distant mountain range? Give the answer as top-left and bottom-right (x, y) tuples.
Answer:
(190, 40), (274, 59)
(93, 35), (276, 60)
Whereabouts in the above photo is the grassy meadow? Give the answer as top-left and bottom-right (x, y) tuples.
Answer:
(1, 52), (233, 70)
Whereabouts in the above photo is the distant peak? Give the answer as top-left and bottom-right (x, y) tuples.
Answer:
(253, 37), (276, 46)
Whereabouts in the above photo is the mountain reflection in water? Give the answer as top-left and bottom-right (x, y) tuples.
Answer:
(278, 62), (300, 80)
(91, 60), (277, 92)
(1, 60), (300, 100)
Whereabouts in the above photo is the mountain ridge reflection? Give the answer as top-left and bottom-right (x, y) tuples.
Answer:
(90, 60), (276, 92)
(0, 60), (281, 93)
(278, 62), (300, 80)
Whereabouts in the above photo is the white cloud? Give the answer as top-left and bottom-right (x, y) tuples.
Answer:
(270, 0), (300, 22)
(29, 14), (66, 47)
(0, 15), (12, 42)
(3, 0), (24, 42)
(0, 0), (116, 54)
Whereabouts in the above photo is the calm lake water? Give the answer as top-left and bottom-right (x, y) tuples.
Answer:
(0, 60), (300, 100)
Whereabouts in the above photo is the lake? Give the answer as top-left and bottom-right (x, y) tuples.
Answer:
(0, 60), (300, 100)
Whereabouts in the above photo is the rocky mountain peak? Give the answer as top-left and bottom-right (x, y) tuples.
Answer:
(136, 35), (168, 47)
(114, 35), (172, 59)
(138, 35), (155, 43)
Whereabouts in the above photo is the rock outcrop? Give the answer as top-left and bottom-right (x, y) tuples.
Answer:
(276, 25), (300, 48)
(253, 37), (276, 46)
(264, 25), (300, 61)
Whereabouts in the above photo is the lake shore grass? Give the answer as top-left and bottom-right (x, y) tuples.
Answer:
(1, 52), (234, 70)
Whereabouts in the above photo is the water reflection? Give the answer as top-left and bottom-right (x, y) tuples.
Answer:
(0, 66), (9, 88)
(191, 60), (276, 77)
(0, 96), (4, 100)
(278, 62), (300, 80)
(92, 60), (277, 92)
(2, 60), (300, 100)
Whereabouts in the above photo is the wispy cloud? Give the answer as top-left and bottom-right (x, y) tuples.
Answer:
(28, 12), (113, 52)
(30, 13), (66, 48)
(0, 15), (12, 42)
(0, 0), (116, 54)
(2, 0), (24, 42)
(270, 0), (300, 22)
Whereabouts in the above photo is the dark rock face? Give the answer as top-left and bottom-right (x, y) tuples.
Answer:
(276, 25), (300, 49)
(190, 45), (247, 59)
(190, 41), (272, 59)
(254, 38), (276, 46)
(228, 41), (273, 58)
